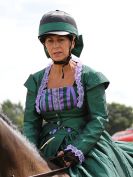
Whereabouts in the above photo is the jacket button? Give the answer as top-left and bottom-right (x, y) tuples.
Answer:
(57, 121), (60, 125)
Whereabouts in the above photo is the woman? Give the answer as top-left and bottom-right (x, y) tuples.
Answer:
(23, 10), (133, 176)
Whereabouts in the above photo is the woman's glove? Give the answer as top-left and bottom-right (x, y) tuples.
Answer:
(56, 150), (80, 167)
(63, 150), (80, 166)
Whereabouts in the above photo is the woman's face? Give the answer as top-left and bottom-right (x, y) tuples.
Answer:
(44, 35), (75, 61)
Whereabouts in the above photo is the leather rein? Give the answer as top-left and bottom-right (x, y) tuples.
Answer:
(29, 166), (69, 177)
(10, 166), (68, 177)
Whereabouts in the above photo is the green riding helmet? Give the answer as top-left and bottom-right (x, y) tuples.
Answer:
(38, 10), (84, 58)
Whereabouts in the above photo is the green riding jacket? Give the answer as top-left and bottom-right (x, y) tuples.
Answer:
(23, 65), (109, 154)
(23, 65), (133, 177)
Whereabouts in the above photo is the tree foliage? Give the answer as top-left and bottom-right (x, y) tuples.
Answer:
(107, 102), (133, 135)
(0, 100), (24, 130)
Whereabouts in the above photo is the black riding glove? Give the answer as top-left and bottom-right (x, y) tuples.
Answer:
(50, 150), (80, 167)
(63, 150), (79, 166)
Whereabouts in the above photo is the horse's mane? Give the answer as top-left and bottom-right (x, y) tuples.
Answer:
(0, 112), (17, 129)
(0, 112), (46, 163)
(0, 113), (68, 177)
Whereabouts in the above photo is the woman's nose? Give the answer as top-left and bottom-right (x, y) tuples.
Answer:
(53, 41), (60, 48)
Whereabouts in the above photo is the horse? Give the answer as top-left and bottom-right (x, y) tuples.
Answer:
(0, 113), (69, 177)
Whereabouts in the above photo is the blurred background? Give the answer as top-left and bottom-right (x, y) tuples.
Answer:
(0, 0), (133, 137)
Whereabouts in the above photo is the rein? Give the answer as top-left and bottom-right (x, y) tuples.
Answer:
(10, 167), (68, 177)
(29, 166), (69, 177)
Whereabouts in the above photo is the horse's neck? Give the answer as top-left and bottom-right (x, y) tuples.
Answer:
(0, 119), (50, 177)
(0, 119), (69, 177)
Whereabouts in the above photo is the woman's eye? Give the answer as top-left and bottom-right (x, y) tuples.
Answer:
(47, 39), (53, 43)
(45, 37), (67, 45)
(45, 39), (53, 45)
(59, 38), (65, 41)
(58, 38), (65, 42)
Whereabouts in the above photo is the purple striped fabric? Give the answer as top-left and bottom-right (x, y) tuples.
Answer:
(52, 88), (59, 110)
(36, 59), (84, 114)
(70, 87), (77, 106)
(48, 89), (53, 111)
(59, 87), (64, 110)
(39, 86), (78, 112)
(66, 87), (71, 109)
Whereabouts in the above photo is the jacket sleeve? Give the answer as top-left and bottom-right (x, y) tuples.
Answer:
(72, 68), (110, 155)
(23, 74), (43, 147)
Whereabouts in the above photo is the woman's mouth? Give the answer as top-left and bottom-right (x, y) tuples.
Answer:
(53, 51), (62, 57)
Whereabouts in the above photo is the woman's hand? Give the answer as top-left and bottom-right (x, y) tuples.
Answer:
(57, 150), (79, 167)
(57, 151), (71, 167)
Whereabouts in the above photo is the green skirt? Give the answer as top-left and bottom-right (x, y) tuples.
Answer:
(68, 132), (133, 177)
(39, 127), (133, 177)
